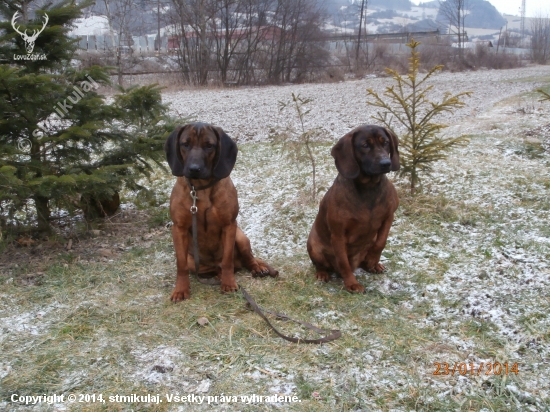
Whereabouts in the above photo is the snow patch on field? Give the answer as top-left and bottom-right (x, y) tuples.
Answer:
(160, 65), (550, 406)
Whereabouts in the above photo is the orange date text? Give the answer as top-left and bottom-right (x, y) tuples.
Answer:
(433, 362), (519, 376)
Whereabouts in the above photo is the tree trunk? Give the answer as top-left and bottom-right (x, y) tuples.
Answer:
(34, 195), (51, 233)
(199, 0), (209, 85)
(30, 126), (51, 233)
(117, 50), (123, 86)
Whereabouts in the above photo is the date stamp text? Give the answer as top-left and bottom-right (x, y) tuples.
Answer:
(433, 362), (519, 376)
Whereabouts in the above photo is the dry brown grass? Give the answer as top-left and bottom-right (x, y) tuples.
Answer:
(1, 75), (550, 411)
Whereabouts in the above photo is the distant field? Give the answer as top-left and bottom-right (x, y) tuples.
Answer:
(1, 65), (549, 411)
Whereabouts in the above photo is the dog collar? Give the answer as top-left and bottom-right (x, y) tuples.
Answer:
(185, 177), (219, 191)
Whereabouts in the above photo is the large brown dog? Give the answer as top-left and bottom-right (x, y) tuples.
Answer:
(307, 125), (400, 293)
(165, 122), (277, 301)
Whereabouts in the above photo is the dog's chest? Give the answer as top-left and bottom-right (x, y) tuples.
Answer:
(341, 193), (390, 242)
(346, 213), (383, 243)
(187, 205), (230, 260)
(190, 193), (238, 235)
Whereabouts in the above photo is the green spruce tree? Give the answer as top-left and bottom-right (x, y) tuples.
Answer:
(0, 0), (178, 234)
(366, 39), (472, 194)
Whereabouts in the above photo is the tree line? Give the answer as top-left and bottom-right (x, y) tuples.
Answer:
(92, 0), (331, 85)
(168, 0), (329, 85)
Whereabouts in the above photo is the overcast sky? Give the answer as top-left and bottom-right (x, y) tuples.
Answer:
(485, 0), (548, 17)
(412, 0), (549, 17)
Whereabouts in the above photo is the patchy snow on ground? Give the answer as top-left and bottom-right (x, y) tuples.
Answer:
(160, 65), (550, 407)
(163, 66), (549, 144)
(0, 301), (68, 339)
(1, 65), (549, 410)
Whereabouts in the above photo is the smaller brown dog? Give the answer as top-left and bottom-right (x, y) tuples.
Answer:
(307, 125), (400, 293)
(165, 122), (278, 301)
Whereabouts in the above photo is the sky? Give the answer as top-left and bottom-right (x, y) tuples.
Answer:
(412, 0), (549, 17)
(484, 0), (549, 17)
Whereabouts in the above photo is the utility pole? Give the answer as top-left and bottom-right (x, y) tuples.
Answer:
(355, 0), (366, 70)
(520, 0), (526, 38)
(157, 0), (161, 52)
(504, 22), (507, 49)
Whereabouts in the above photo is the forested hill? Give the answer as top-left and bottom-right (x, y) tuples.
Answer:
(437, 0), (507, 29)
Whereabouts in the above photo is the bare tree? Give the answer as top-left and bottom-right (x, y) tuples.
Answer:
(235, 0), (273, 84)
(438, 0), (470, 59)
(531, 13), (550, 64)
(101, 0), (138, 85)
(332, 4), (358, 72)
(102, 0), (116, 49)
(263, 0), (327, 83)
(171, 0), (216, 85)
(210, 0), (246, 83)
(168, 0), (327, 85)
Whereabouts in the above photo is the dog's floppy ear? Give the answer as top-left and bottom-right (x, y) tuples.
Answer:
(164, 125), (187, 176)
(212, 126), (238, 179)
(331, 130), (360, 179)
(384, 127), (400, 171)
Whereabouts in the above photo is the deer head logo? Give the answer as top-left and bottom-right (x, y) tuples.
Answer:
(11, 11), (49, 54)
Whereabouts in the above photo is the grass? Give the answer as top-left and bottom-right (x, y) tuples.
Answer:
(504, 74), (550, 85)
(1, 91), (550, 411)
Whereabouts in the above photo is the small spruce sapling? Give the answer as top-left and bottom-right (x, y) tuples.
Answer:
(277, 93), (326, 200)
(366, 39), (472, 194)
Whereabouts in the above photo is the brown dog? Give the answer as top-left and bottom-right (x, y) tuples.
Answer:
(165, 122), (278, 301)
(307, 125), (400, 293)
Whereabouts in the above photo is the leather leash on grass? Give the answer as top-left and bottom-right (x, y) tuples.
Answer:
(187, 180), (342, 344)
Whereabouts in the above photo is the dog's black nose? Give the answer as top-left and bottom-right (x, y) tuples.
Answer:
(189, 165), (201, 178)
(189, 165), (201, 176)
(379, 158), (391, 168)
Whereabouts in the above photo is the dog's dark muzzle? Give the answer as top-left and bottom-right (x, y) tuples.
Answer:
(378, 158), (392, 173)
(187, 164), (203, 179)
(363, 158), (392, 175)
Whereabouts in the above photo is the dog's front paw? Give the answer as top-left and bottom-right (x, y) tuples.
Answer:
(221, 280), (238, 293)
(315, 271), (330, 282)
(345, 282), (365, 293)
(171, 288), (190, 302)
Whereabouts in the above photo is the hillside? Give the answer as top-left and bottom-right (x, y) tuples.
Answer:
(66, 0), (511, 40)
(328, 0), (507, 35)
(435, 0), (507, 30)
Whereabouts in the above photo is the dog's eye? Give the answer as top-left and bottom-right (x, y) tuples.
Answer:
(180, 141), (189, 148)
(205, 143), (215, 150)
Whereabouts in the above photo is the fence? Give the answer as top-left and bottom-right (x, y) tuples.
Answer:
(72, 29), (450, 54)
(74, 34), (170, 53)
